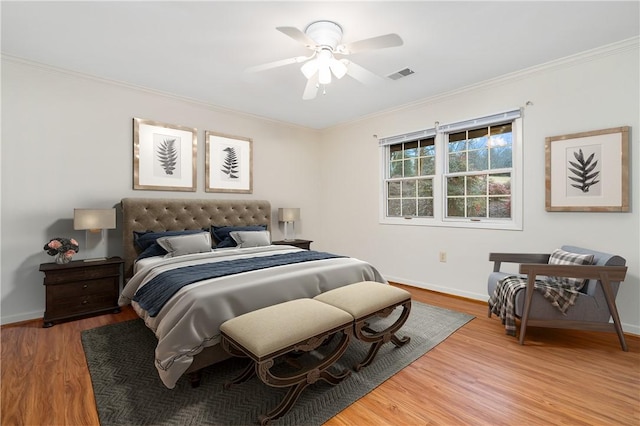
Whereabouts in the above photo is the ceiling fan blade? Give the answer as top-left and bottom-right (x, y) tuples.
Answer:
(244, 55), (312, 73)
(339, 33), (403, 55)
(344, 60), (386, 85)
(302, 74), (319, 100)
(276, 26), (317, 48)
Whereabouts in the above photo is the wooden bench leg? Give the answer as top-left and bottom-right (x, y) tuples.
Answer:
(353, 300), (411, 371)
(256, 328), (353, 425)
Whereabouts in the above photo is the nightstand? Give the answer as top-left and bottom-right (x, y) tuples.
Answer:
(272, 239), (313, 250)
(39, 257), (124, 328)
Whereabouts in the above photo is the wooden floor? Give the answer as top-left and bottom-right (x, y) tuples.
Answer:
(2, 284), (639, 425)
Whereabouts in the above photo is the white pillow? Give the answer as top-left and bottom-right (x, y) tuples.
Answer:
(157, 232), (212, 257)
(230, 230), (271, 248)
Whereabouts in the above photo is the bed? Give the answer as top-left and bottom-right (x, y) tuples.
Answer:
(118, 197), (386, 389)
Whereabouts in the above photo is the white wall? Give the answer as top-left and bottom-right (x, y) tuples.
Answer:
(2, 39), (639, 335)
(318, 41), (640, 334)
(1, 58), (322, 324)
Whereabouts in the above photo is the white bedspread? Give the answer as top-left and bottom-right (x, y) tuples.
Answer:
(118, 245), (386, 388)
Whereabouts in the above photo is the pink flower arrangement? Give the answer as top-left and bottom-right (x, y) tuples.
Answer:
(43, 237), (79, 260)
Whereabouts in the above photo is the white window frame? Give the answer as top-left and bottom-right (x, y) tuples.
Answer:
(379, 109), (523, 230)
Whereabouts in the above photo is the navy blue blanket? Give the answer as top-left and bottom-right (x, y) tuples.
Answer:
(133, 250), (346, 317)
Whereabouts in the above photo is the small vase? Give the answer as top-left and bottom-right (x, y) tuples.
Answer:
(55, 253), (71, 264)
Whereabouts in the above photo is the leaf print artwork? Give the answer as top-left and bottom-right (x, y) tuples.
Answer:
(157, 138), (178, 175)
(221, 147), (240, 179)
(568, 148), (600, 193)
(151, 133), (182, 179)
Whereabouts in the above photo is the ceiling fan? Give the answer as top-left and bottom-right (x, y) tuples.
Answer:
(246, 20), (403, 100)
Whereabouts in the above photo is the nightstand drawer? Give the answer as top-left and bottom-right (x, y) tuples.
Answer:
(49, 292), (117, 316)
(43, 264), (120, 284)
(48, 278), (115, 300)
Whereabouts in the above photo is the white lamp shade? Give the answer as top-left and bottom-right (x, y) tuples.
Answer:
(278, 208), (300, 222)
(74, 208), (116, 231)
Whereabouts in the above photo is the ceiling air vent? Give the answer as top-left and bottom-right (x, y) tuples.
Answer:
(387, 68), (415, 80)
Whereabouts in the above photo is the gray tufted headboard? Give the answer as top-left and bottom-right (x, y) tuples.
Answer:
(120, 198), (271, 278)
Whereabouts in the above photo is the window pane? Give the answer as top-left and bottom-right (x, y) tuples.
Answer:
(389, 144), (403, 161)
(404, 141), (419, 158)
(488, 173), (511, 195)
(468, 127), (488, 150)
(402, 199), (416, 216)
(404, 158), (418, 177)
(447, 176), (465, 196)
(466, 197), (487, 217)
(417, 179), (433, 197)
(420, 138), (436, 156)
(489, 197), (511, 218)
(388, 181), (401, 197)
(449, 131), (466, 144)
(490, 145), (512, 169)
(468, 149), (488, 171)
(449, 152), (467, 172)
(402, 180), (416, 197)
(388, 199), (401, 216)
(491, 123), (512, 135)
(390, 160), (403, 178)
(489, 126), (512, 169)
(420, 156), (435, 175)
(447, 198), (465, 217)
(418, 198), (434, 217)
(466, 175), (487, 195)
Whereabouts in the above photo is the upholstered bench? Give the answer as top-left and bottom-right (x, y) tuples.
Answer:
(220, 298), (354, 425)
(314, 281), (412, 371)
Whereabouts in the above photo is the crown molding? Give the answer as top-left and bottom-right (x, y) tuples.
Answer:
(1, 53), (321, 134)
(329, 36), (640, 131)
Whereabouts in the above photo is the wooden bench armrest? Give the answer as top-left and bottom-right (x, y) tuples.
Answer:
(518, 264), (628, 282)
(489, 253), (550, 272)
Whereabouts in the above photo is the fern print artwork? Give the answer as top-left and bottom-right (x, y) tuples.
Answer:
(153, 133), (182, 179)
(567, 146), (601, 195)
(221, 146), (240, 179)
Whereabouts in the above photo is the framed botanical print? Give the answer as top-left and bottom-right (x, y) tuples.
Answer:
(545, 126), (629, 212)
(205, 131), (253, 193)
(133, 118), (197, 191)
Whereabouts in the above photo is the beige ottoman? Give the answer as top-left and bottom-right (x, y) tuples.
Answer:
(314, 281), (412, 371)
(220, 298), (354, 425)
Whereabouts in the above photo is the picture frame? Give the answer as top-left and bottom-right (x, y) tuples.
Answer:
(205, 131), (253, 193)
(133, 118), (197, 191)
(545, 126), (629, 212)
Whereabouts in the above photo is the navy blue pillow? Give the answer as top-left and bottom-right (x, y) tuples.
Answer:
(134, 229), (207, 260)
(211, 225), (267, 248)
(134, 229), (206, 250)
(136, 243), (168, 260)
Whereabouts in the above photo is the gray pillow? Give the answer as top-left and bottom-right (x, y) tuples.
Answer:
(230, 230), (271, 248)
(157, 232), (212, 257)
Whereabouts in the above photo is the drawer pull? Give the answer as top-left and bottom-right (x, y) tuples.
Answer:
(82, 300), (88, 305)
(83, 284), (88, 289)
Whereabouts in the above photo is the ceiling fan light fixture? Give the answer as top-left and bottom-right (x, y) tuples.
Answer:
(300, 60), (318, 79)
(329, 57), (347, 79)
(318, 65), (332, 85)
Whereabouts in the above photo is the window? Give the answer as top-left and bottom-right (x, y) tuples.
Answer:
(380, 109), (522, 230)
(387, 137), (435, 218)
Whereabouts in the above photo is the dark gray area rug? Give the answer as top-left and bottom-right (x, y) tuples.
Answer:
(81, 301), (473, 425)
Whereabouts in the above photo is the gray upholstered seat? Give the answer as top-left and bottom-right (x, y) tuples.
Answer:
(487, 245), (628, 350)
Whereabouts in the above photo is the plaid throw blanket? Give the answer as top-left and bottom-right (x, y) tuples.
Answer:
(488, 275), (581, 336)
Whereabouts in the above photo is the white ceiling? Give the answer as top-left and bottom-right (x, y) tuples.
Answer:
(2, 1), (639, 129)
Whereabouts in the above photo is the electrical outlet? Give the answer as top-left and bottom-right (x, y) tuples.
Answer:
(439, 251), (447, 262)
